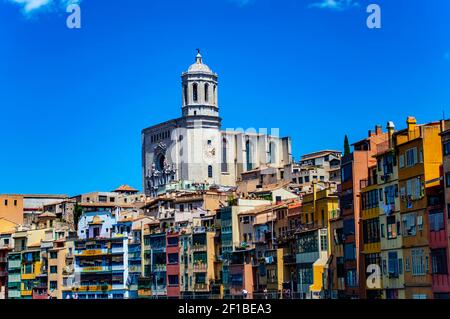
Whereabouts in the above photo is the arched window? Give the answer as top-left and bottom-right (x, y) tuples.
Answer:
(208, 165), (213, 178)
(268, 142), (276, 163)
(213, 85), (216, 104)
(204, 83), (209, 102)
(193, 83), (198, 102)
(221, 137), (228, 172)
(246, 139), (253, 171)
(183, 84), (188, 105)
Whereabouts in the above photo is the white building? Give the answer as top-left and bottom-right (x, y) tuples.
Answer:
(142, 51), (292, 196)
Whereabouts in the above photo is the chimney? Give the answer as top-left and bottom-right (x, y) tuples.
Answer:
(407, 116), (417, 139)
(375, 125), (382, 135)
(387, 121), (395, 148)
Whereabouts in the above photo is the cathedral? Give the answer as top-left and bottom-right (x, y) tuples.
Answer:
(142, 51), (292, 196)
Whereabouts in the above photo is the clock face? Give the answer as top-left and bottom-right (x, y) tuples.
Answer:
(204, 143), (216, 160)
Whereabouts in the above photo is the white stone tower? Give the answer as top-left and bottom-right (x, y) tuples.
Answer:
(181, 49), (220, 127)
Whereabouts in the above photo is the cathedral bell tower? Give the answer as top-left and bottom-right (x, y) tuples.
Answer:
(181, 50), (220, 126)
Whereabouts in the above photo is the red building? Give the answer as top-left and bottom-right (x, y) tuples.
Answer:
(428, 180), (450, 297)
(166, 232), (180, 298)
(0, 247), (10, 299)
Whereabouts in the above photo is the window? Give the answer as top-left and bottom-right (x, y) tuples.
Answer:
(444, 141), (450, 156)
(362, 189), (379, 209)
(221, 137), (228, 173)
(193, 83), (198, 102)
(383, 154), (394, 175)
(411, 249), (426, 276)
(402, 213), (416, 236)
(404, 177), (422, 201)
(14, 200), (17, 206)
(344, 243), (356, 261)
(204, 83), (209, 102)
(429, 209), (444, 232)
(405, 257), (410, 272)
(50, 266), (58, 273)
(208, 165), (213, 178)
(399, 154), (405, 168)
(167, 237), (179, 246)
(346, 269), (357, 287)
(388, 252), (399, 278)
(341, 163), (352, 182)
(50, 281), (58, 290)
(268, 142), (276, 163)
(343, 218), (355, 236)
(363, 218), (380, 244)
(168, 275), (179, 286)
(431, 249), (448, 274)
(183, 84), (188, 104)
(384, 185), (396, 206)
(4, 199), (7, 206)
(320, 233), (327, 251)
(405, 148), (418, 167)
(50, 251), (58, 259)
(446, 173), (450, 188)
(386, 215), (397, 239)
(245, 140), (253, 171)
(168, 253), (179, 264)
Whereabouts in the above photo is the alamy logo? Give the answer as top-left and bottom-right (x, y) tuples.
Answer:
(66, 4), (81, 29)
(366, 4), (381, 29)
(366, 264), (381, 289)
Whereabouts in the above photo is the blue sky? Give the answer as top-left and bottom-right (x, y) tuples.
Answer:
(1, 0), (449, 195)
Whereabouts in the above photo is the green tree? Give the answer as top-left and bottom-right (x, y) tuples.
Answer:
(73, 203), (83, 230)
(344, 134), (350, 156)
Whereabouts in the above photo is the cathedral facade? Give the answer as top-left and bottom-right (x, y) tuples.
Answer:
(142, 51), (292, 196)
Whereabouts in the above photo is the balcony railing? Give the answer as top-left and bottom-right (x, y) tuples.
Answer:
(193, 264), (207, 272)
(193, 283), (208, 291)
(191, 245), (207, 252)
(74, 284), (112, 292)
(153, 264), (166, 272)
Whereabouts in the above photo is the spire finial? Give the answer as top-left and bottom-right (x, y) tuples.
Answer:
(195, 48), (202, 64)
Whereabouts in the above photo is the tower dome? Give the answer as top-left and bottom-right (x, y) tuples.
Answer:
(188, 51), (213, 73)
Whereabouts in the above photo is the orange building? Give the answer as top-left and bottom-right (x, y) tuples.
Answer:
(0, 195), (23, 225)
(394, 116), (448, 299)
(339, 125), (388, 298)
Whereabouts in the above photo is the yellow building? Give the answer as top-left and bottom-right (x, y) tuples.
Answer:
(298, 183), (339, 298)
(395, 116), (447, 299)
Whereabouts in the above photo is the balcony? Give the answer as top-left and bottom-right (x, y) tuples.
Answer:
(111, 264), (125, 271)
(81, 266), (112, 273)
(0, 270), (7, 277)
(129, 265), (141, 273)
(111, 247), (124, 254)
(21, 290), (33, 297)
(193, 283), (208, 291)
(75, 284), (112, 292)
(0, 257), (7, 263)
(191, 244), (207, 252)
(76, 249), (109, 257)
(8, 260), (21, 269)
(8, 290), (21, 298)
(193, 263), (207, 272)
(153, 264), (166, 272)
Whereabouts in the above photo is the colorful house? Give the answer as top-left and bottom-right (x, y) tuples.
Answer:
(394, 117), (446, 299)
